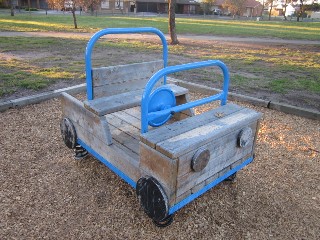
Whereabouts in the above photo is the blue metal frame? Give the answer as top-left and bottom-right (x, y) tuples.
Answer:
(141, 60), (230, 133)
(85, 27), (169, 100)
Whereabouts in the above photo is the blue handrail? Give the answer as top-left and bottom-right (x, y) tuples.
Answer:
(141, 60), (230, 133)
(85, 27), (169, 100)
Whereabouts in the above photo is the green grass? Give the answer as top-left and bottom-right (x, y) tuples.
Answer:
(0, 12), (320, 40)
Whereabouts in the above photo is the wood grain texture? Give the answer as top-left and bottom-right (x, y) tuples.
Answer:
(141, 103), (244, 149)
(61, 93), (112, 145)
(155, 108), (261, 159)
(67, 111), (141, 182)
(92, 60), (163, 98)
(140, 143), (178, 205)
(84, 84), (189, 117)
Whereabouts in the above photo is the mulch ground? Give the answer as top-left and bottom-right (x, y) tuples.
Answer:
(0, 93), (319, 239)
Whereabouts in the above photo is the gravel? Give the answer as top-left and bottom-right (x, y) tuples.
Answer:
(0, 93), (319, 239)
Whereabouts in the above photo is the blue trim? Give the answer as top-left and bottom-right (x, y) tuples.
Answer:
(141, 60), (230, 133)
(77, 138), (136, 189)
(85, 27), (168, 100)
(168, 156), (253, 215)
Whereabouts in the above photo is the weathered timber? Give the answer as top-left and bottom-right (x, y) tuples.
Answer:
(92, 60), (163, 98)
(141, 103), (244, 149)
(177, 121), (257, 177)
(105, 113), (140, 141)
(70, 113), (140, 181)
(84, 84), (189, 117)
(155, 108), (261, 159)
(140, 142), (178, 205)
(61, 93), (113, 145)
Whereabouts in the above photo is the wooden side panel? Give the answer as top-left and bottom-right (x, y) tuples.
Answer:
(60, 93), (140, 181)
(75, 120), (141, 182)
(175, 153), (251, 204)
(175, 122), (257, 197)
(141, 103), (243, 149)
(140, 143), (178, 205)
(92, 60), (163, 98)
(61, 93), (112, 145)
(177, 121), (258, 177)
(156, 108), (262, 158)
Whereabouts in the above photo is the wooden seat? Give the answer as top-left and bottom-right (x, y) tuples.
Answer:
(83, 84), (189, 116)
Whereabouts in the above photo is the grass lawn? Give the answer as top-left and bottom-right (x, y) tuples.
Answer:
(0, 11), (319, 110)
(0, 11), (320, 40)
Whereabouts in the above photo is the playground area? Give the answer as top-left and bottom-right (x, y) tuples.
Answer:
(1, 91), (319, 239)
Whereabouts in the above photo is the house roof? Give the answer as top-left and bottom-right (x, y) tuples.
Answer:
(214, 0), (262, 8)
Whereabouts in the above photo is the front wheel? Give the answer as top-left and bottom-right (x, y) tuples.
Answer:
(136, 176), (172, 227)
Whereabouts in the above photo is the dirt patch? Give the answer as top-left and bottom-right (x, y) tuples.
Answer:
(0, 93), (319, 239)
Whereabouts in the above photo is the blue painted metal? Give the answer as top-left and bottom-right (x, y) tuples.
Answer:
(77, 138), (136, 189)
(168, 156), (254, 215)
(85, 27), (169, 100)
(148, 86), (176, 127)
(141, 60), (230, 133)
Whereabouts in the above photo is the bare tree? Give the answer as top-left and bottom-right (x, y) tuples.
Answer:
(267, 0), (273, 20)
(168, 0), (178, 45)
(223, 0), (246, 18)
(282, 0), (288, 20)
(297, 0), (305, 22)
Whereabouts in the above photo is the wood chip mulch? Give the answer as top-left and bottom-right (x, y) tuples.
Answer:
(0, 93), (319, 239)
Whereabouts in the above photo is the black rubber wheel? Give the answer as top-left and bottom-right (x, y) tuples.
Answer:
(224, 172), (237, 182)
(152, 214), (174, 228)
(60, 118), (77, 149)
(136, 176), (169, 223)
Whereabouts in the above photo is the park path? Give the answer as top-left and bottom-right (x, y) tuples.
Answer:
(0, 31), (319, 45)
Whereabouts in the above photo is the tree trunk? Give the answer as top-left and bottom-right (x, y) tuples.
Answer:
(268, 1), (273, 20)
(297, 1), (304, 22)
(10, 0), (14, 16)
(283, 0), (288, 21)
(72, 7), (78, 29)
(168, 0), (179, 45)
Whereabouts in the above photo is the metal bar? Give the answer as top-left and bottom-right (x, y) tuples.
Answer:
(168, 156), (253, 215)
(85, 27), (168, 100)
(141, 60), (230, 133)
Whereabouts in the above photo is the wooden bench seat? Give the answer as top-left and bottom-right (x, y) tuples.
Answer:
(83, 84), (189, 116)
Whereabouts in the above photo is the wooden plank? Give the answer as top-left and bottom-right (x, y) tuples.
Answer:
(71, 117), (141, 182)
(139, 143), (178, 205)
(93, 78), (148, 99)
(112, 111), (141, 129)
(105, 113), (140, 140)
(122, 106), (141, 120)
(156, 108), (262, 159)
(141, 103), (244, 149)
(176, 150), (253, 197)
(108, 124), (140, 155)
(84, 84), (189, 117)
(177, 121), (257, 177)
(61, 93), (112, 145)
(92, 60), (163, 86)
(84, 89), (142, 116)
